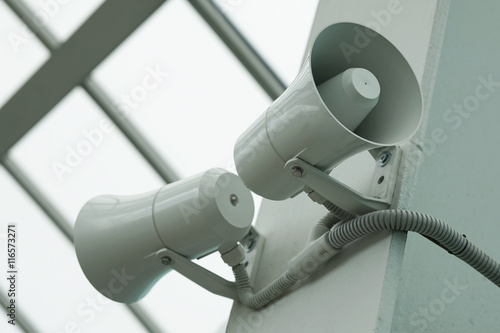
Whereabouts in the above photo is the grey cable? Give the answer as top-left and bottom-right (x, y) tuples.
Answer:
(233, 209), (500, 310)
(309, 201), (354, 242)
(308, 211), (343, 242)
(232, 264), (298, 310)
(328, 210), (500, 288)
(323, 201), (355, 221)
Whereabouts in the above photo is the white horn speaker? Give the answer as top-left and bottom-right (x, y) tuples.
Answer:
(74, 168), (254, 303)
(234, 22), (422, 200)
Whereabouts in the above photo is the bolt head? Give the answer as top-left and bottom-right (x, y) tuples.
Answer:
(161, 256), (172, 265)
(378, 152), (392, 167)
(291, 166), (304, 177)
(244, 239), (255, 252)
(229, 194), (239, 206)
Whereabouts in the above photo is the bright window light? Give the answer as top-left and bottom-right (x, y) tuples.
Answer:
(0, 166), (149, 333)
(136, 252), (235, 333)
(9, 87), (165, 225)
(212, 0), (319, 85)
(1, 0), (318, 331)
(0, 1), (49, 108)
(18, 0), (105, 42)
(92, 0), (271, 179)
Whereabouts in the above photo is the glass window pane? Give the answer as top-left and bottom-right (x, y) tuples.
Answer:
(0, 166), (148, 333)
(92, 0), (271, 179)
(0, 1), (49, 108)
(19, 0), (106, 42)
(213, 0), (319, 85)
(9, 87), (165, 225)
(137, 252), (235, 333)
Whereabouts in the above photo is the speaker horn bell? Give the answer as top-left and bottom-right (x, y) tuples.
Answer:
(234, 22), (422, 201)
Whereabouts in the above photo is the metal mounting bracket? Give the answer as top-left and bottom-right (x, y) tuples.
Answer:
(369, 147), (403, 207)
(239, 227), (265, 286)
(154, 227), (265, 301)
(284, 147), (403, 216)
(156, 248), (238, 301)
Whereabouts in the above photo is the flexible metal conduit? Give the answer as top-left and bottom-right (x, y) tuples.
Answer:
(328, 210), (500, 287)
(233, 209), (500, 309)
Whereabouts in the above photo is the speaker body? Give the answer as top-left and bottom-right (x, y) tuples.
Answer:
(234, 22), (422, 200)
(74, 168), (254, 303)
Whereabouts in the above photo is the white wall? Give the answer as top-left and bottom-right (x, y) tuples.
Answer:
(391, 0), (500, 332)
(226, 0), (444, 331)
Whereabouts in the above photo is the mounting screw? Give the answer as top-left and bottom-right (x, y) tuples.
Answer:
(229, 194), (239, 206)
(161, 256), (172, 265)
(244, 239), (255, 252)
(378, 152), (392, 167)
(291, 166), (305, 177)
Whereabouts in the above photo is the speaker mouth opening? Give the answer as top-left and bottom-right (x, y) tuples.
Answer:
(310, 22), (423, 147)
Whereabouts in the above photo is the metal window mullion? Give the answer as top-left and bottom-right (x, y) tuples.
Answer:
(3, 0), (59, 51)
(189, 0), (286, 100)
(82, 78), (179, 184)
(1, 1), (170, 331)
(0, 0), (166, 159)
(2, 0), (179, 184)
(2, 157), (74, 241)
